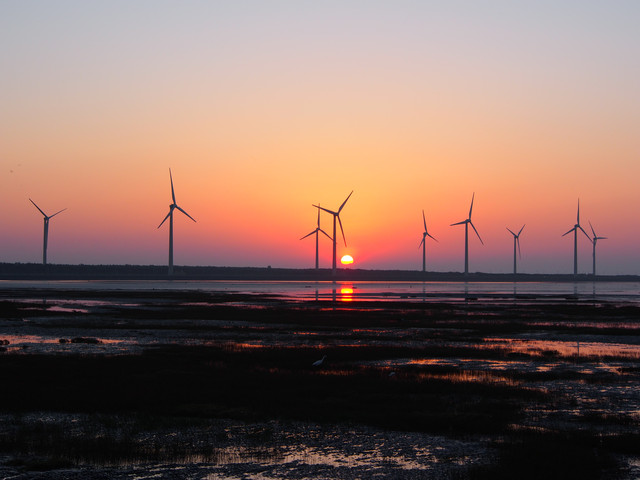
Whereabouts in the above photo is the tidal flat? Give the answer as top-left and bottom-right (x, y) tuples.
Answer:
(0, 285), (639, 479)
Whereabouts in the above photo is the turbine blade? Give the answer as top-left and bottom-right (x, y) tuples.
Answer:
(517, 237), (522, 259)
(418, 237), (425, 249)
(562, 227), (575, 237)
(319, 228), (333, 240)
(300, 229), (317, 240)
(316, 205), (321, 227)
(506, 227), (516, 236)
(337, 215), (347, 246)
(158, 211), (171, 228)
(518, 224), (525, 236)
(470, 221), (483, 245)
(170, 168), (176, 204)
(176, 205), (196, 222)
(450, 220), (467, 226)
(469, 192), (475, 218)
(422, 210), (427, 231)
(50, 208), (67, 218)
(578, 225), (591, 241)
(589, 221), (596, 238)
(427, 233), (438, 242)
(577, 199), (580, 224)
(29, 198), (47, 217)
(338, 190), (354, 213)
(313, 204), (336, 215)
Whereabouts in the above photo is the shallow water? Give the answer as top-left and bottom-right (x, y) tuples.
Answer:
(2, 279), (640, 303)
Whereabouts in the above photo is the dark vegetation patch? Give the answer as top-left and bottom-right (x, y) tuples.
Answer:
(467, 432), (619, 480)
(0, 346), (527, 434)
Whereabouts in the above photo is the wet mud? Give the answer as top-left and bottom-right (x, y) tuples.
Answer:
(0, 287), (639, 478)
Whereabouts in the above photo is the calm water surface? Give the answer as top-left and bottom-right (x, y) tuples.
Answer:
(2, 280), (640, 304)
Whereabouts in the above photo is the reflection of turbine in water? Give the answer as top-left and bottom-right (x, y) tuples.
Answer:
(300, 205), (332, 270)
(418, 210), (437, 273)
(588, 221), (607, 276)
(450, 193), (483, 275)
(29, 199), (66, 266)
(506, 225), (525, 275)
(158, 169), (196, 276)
(313, 191), (353, 277)
(562, 199), (590, 276)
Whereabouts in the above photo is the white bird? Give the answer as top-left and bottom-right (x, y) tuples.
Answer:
(312, 355), (326, 367)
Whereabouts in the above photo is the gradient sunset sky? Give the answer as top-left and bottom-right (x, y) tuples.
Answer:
(1, 1), (639, 274)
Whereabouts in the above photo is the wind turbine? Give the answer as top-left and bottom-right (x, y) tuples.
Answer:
(418, 210), (437, 273)
(506, 225), (525, 275)
(29, 199), (66, 266)
(313, 191), (353, 277)
(450, 193), (483, 275)
(158, 169), (196, 276)
(589, 221), (607, 276)
(562, 199), (590, 276)
(300, 205), (332, 270)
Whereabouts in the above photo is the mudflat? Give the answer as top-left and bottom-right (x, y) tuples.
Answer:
(0, 287), (639, 479)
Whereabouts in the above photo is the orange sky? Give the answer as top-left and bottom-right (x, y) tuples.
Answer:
(1, 2), (639, 274)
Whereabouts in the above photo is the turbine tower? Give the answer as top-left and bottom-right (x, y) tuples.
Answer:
(562, 199), (590, 276)
(589, 221), (607, 276)
(418, 210), (437, 273)
(158, 169), (196, 276)
(29, 199), (66, 266)
(313, 191), (353, 277)
(506, 225), (525, 275)
(300, 205), (332, 270)
(451, 193), (483, 275)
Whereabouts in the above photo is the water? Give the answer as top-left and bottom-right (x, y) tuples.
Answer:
(2, 279), (640, 304)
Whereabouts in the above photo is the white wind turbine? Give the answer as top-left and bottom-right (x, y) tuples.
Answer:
(29, 199), (66, 266)
(313, 191), (353, 277)
(589, 221), (607, 276)
(450, 193), (483, 275)
(158, 169), (196, 275)
(418, 210), (437, 273)
(562, 199), (590, 276)
(300, 205), (332, 270)
(506, 225), (525, 275)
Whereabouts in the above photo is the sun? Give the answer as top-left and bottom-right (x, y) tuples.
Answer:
(340, 254), (354, 265)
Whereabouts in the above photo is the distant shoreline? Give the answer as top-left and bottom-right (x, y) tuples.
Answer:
(1, 262), (639, 282)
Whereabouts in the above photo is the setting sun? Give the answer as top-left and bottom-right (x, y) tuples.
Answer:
(341, 255), (354, 265)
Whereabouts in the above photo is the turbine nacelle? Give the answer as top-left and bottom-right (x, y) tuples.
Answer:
(312, 191), (353, 274)
(419, 210), (438, 248)
(507, 225), (525, 259)
(158, 170), (196, 229)
(450, 193), (483, 244)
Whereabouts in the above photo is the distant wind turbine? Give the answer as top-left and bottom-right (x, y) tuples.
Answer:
(589, 221), (607, 276)
(29, 199), (66, 265)
(158, 169), (196, 276)
(29, 199), (66, 266)
(300, 205), (332, 270)
(450, 193), (483, 275)
(506, 225), (525, 275)
(418, 210), (437, 273)
(562, 199), (590, 276)
(313, 191), (353, 277)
